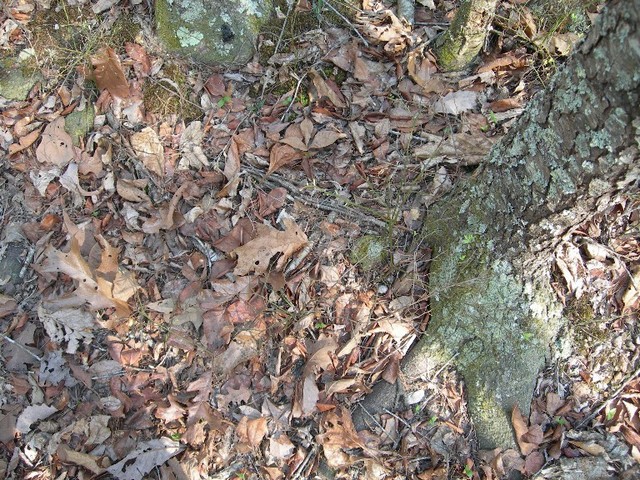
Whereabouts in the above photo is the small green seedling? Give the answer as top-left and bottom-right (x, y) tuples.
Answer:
(462, 233), (475, 245)
(427, 415), (437, 425)
(314, 321), (327, 330)
(606, 409), (616, 421)
(554, 416), (566, 426)
(217, 95), (232, 108)
(463, 464), (474, 478)
(522, 332), (534, 342)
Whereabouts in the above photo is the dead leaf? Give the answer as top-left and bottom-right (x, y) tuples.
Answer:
(268, 143), (303, 174)
(130, 127), (164, 177)
(302, 375), (320, 416)
(106, 438), (183, 480)
(91, 46), (130, 99)
(36, 117), (75, 167)
(433, 91), (478, 115)
(125, 42), (151, 77)
(309, 70), (346, 108)
(310, 128), (346, 149)
(232, 218), (308, 275)
(512, 405), (538, 455)
(16, 404), (58, 434)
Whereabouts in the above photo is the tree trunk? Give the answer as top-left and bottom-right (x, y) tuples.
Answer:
(434, 0), (499, 72)
(356, 0), (640, 449)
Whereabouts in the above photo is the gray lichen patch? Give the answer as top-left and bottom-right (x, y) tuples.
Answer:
(155, 0), (272, 65)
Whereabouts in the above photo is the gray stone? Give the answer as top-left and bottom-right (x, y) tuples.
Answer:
(155, 0), (272, 65)
(0, 55), (42, 101)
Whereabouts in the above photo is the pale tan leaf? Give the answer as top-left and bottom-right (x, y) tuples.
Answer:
(57, 445), (104, 474)
(36, 117), (75, 167)
(309, 129), (346, 149)
(302, 375), (319, 416)
(130, 127), (164, 177)
(232, 218), (308, 275)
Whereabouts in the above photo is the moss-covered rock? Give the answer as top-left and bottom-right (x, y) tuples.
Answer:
(155, 0), (272, 65)
(0, 55), (42, 101)
(350, 235), (387, 270)
(64, 102), (95, 146)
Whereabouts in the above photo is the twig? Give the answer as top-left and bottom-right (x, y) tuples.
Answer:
(1, 334), (42, 362)
(243, 164), (388, 229)
(321, 0), (370, 47)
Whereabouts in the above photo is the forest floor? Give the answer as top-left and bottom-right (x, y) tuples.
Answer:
(1, 0), (639, 479)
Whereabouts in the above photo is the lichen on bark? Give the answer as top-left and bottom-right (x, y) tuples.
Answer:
(356, 0), (640, 450)
(434, 0), (499, 72)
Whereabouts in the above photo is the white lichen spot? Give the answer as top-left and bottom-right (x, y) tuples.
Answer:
(178, 0), (206, 22)
(237, 0), (263, 16)
(176, 27), (203, 47)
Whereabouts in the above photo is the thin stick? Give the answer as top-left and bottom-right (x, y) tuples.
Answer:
(322, 0), (370, 47)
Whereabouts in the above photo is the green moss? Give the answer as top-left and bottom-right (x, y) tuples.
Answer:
(143, 63), (202, 120)
(30, 1), (140, 90)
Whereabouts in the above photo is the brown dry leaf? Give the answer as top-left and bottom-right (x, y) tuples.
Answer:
(36, 117), (76, 167)
(309, 70), (346, 108)
(232, 218), (308, 275)
(130, 127), (164, 177)
(91, 46), (130, 99)
(40, 235), (138, 318)
(125, 42), (151, 77)
(57, 445), (104, 475)
(0, 294), (18, 318)
(512, 405), (538, 455)
(268, 143), (303, 174)
(407, 49), (445, 93)
(236, 416), (268, 448)
(9, 126), (42, 155)
(310, 128), (346, 149)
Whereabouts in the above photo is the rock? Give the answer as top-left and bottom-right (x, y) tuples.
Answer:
(64, 102), (96, 146)
(0, 54), (42, 101)
(350, 235), (387, 270)
(155, 0), (272, 65)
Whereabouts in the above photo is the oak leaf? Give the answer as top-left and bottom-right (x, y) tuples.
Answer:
(232, 218), (308, 275)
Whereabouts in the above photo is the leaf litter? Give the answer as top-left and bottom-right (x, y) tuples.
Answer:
(0, 0), (634, 479)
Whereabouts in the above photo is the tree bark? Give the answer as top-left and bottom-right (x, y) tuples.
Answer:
(356, 0), (640, 449)
(434, 0), (499, 72)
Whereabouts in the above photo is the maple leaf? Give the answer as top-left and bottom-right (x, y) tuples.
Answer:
(231, 218), (308, 276)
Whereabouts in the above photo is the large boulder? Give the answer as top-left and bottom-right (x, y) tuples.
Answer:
(155, 0), (272, 65)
